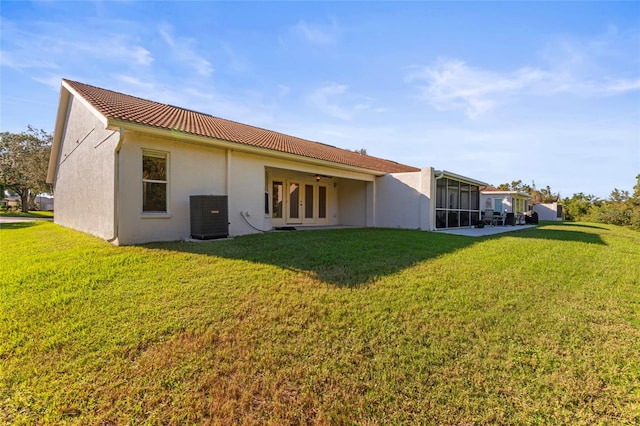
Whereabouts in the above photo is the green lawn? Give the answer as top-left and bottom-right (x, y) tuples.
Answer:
(1, 222), (639, 424)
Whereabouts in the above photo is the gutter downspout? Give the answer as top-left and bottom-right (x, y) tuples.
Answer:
(107, 128), (125, 243)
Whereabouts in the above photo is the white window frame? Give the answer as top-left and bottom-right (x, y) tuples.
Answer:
(141, 149), (171, 218)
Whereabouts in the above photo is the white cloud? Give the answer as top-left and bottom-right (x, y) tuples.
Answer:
(32, 74), (65, 91)
(277, 85), (291, 98)
(407, 53), (640, 118)
(159, 24), (214, 77)
(307, 83), (372, 120)
(0, 50), (59, 70)
(220, 42), (248, 73)
(291, 18), (339, 45)
(405, 29), (639, 118)
(0, 16), (153, 73)
(91, 37), (153, 66)
(598, 78), (640, 95)
(406, 59), (549, 118)
(113, 74), (156, 90)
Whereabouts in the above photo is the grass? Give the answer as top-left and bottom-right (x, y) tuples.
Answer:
(1, 222), (639, 424)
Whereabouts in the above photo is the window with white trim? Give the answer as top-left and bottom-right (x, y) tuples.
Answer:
(142, 150), (168, 213)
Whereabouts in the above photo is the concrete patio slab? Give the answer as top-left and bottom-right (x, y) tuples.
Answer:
(436, 224), (536, 237)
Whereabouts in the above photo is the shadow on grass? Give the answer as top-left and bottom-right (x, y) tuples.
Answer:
(144, 223), (607, 287)
(0, 212), (54, 219)
(556, 222), (609, 230)
(504, 224), (606, 245)
(145, 228), (475, 287)
(0, 221), (40, 231)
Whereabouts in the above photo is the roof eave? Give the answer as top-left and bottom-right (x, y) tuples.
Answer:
(436, 169), (489, 187)
(47, 81), (111, 184)
(108, 119), (391, 177)
(47, 85), (71, 183)
(481, 189), (533, 198)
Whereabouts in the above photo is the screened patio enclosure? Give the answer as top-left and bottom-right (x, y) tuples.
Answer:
(435, 177), (481, 229)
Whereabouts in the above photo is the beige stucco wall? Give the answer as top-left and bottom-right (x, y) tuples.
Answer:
(115, 131), (379, 244)
(375, 167), (433, 230)
(337, 179), (368, 226)
(52, 95), (119, 240)
(116, 132), (227, 245)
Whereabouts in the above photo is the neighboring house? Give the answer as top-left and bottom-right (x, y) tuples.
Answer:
(35, 195), (54, 211)
(1, 193), (20, 210)
(0, 193), (53, 211)
(533, 202), (564, 221)
(47, 80), (487, 245)
(480, 187), (532, 215)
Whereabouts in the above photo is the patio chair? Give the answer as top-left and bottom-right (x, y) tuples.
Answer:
(505, 212), (515, 226)
(483, 209), (495, 226)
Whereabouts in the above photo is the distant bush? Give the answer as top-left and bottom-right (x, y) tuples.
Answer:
(562, 174), (640, 231)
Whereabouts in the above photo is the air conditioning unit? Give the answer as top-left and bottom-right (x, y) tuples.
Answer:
(190, 195), (229, 239)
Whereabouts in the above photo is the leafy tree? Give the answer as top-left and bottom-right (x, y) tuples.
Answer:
(632, 174), (640, 230)
(495, 180), (531, 193)
(353, 148), (367, 155)
(0, 126), (52, 212)
(535, 184), (560, 203)
(562, 175), (640, 229)
(608, 188), (630, 203)
(590, 182), (639, 227)
(562, 192), (601, 221)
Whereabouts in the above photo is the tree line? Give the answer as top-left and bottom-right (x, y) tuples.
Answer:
(494, 180), (561, 204)
(561, 178), (640, 230)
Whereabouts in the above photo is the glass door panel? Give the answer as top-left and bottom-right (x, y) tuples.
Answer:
(272, 181), (283, 219)
(288, 182), (301, 223)
(304, 184), (314, 219)
(318, 186), (327, 219)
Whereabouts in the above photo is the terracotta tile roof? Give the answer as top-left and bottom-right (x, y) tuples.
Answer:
(63, 79), (419, 174)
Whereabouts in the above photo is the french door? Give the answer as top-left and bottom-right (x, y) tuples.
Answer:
(276, 179), (328, 225)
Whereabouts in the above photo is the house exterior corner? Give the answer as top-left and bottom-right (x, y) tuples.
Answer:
(48, 92), (120, 241)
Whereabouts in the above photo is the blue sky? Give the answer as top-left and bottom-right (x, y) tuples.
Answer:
(2, 1), (639, 198)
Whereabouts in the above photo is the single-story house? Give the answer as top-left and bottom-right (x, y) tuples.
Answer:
(35, 195), (54, 211)
(47, 79), (487, 245)
(1, 193), (20, 210)
(480, 187), (532, 215)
